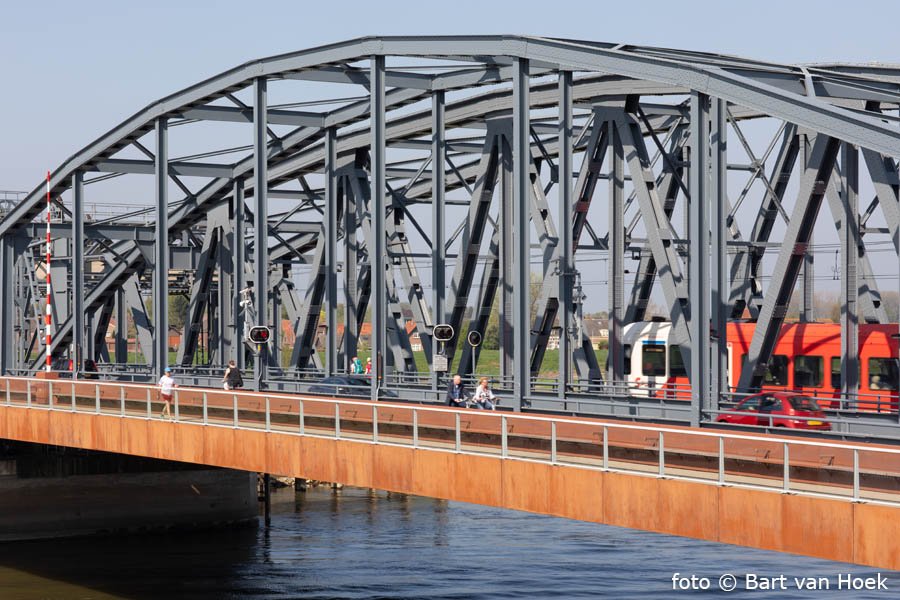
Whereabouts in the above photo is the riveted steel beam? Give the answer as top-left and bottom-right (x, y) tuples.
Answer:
(737, 134), (840, 391)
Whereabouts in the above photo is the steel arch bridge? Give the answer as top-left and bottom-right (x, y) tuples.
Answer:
(1, 36), (899, 432)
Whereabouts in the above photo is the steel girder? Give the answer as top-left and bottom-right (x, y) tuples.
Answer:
(737, 135), (842, 391)
(1, 36), (898, 423)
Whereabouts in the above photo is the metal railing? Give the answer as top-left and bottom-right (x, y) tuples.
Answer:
(2, 375), (898, 508)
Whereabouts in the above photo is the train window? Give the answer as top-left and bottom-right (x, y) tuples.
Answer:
(739, 355), (789, 386)
(669, 345), (687, 377)
(764, 355), (789, 386)
(830, 357), (841, 389)
(868, 358), (899, 391)
(793, 355), (823, 388)
(623, 345), (632, 375)
(641, 345), (666, 376)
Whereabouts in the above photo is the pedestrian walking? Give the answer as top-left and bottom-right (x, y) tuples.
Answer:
(158, 367), (177, 419)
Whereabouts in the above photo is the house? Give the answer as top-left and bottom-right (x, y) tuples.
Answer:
(311, 320), (422, 350)
(582, 318), (609, 348)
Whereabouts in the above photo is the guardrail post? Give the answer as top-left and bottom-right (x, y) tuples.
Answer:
(853, 449), (860, 501)
(602, 425), (608, 470)
(26, 380), (31, 406)
(120, 386), (125, 416)
(501, 416), (507, 458)
(71, 383), (76, 411)
(783, 442), (790, 493)
(174, 389), (180, 422)
(4, 379), (9, 405)
(455, 413), (461, 453)
(232, 394), (238, 428)
(203, 392), (208, 425)
(334, 403), (340, 439)
(95, 384), (100, 413)
(718, 436), (725, 485)
(265, 396), (271, 432)
(412, 409), (418, 448)
(658, 431), (665, 477)
(298, 399), (305, 435)
(146, 388), (151, 419)
(372, 406), (378, 443)
(48, 381), (53, 407)
(551, 421), (557, 464)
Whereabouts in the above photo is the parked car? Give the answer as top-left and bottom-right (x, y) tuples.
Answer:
(717, 392), (831, 430)
(306, 376), (398, 399)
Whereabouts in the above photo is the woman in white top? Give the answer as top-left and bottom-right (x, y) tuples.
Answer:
(158, 367), (177, 419)
(472, 377), (498, 410)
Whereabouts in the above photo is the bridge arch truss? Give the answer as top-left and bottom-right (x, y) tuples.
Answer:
(2, 36), (899, 426)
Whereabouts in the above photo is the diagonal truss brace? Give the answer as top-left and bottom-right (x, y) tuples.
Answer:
(737, 134), (840, 391)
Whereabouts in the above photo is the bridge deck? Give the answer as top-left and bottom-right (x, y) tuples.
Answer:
(1, 376), (899, 570)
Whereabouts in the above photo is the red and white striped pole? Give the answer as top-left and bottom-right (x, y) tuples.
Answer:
(45, 171), (53, 372)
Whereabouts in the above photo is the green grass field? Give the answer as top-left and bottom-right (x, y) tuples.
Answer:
(73, 348), (610, 379)
(318, 347), (609, 378)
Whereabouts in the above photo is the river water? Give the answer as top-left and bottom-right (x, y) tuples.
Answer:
(0, 485), (894, 599)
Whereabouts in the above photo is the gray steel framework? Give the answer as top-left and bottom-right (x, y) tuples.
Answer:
(2, 36), (900, 431)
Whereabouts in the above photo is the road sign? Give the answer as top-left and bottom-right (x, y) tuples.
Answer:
(467, 330), (482, 347)
(433, 354), (449, 372)
(433, 323), (455, 343)
(247, 326), (271, 344)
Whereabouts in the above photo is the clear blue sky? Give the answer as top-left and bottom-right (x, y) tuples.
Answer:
(2, 0), (898, 192)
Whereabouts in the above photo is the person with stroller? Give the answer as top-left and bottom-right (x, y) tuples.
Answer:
(472, 377), (499, 410)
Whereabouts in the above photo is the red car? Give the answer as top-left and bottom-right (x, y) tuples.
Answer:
(717, 392), (831, 430)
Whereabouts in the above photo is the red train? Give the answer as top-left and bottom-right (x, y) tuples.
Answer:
(620, 321), (900, 411)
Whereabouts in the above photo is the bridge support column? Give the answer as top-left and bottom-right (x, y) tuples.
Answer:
(232, 179), (245, 370)
(153, 118), (169, 375)
(431, 91), (446, 392)
(688, 91), (711, 427)
(608, 119), (625, 384)
(253, 77), (268, 390)
(0, 235), (11, 374)
(710, 99), (728, 406)
(370, 55), (387, 401)
(72, 171), (85, 378)
(841, 143), (860, 399)
(344, 173), (358, 371)
(115, 289), (127, 363)
(513, 57), (531, 409)
(558, 71), (573, 399)
(324, 127), (338, 376)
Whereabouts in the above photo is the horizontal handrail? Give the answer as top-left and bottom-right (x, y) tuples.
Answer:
(3, 375), (899, 457)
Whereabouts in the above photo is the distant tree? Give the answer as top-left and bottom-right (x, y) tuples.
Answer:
(168, 295), (190, 330)
(813, 291), (841, 323)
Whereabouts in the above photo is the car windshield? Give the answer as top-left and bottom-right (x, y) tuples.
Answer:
(788, 396), (820, 411)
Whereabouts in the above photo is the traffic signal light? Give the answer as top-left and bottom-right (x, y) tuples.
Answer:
(433, 323), (455, 343)
(248, 326), (271, 344)
(467, 330), (482, 347)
